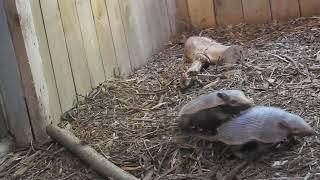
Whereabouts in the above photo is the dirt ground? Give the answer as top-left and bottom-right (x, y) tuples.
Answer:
(1, 17), (320, 180)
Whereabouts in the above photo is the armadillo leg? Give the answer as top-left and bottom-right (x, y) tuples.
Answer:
(230, 142), (274, 161)
(287, 135), (300, 146)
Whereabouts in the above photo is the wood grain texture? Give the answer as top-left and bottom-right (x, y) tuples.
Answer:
(187, 0), (215, 29)
(105, 0), (132, 76)
(148, 1), (166, 50)
(91, 0), (119, 77)
(119, 0), (145, 70)
(242, 0), (272, 24)
(270, 0), (300, 21)
(75, 0), (106, 87)
(166, 0), (177, 35)
(136, 0), (153, 61)
(1, 1), (32, 145)
(58, 0), (92, 95)
(15, 0), (53, 142)
(299, 0), (320, 17)
(40, 0), (77, 112)
(143, 0), (158, 53)
(30, 0), (61, 125)
(159, 0), (171, 42)
(214, 0), (244, 25)
(175, 0), (190, 32)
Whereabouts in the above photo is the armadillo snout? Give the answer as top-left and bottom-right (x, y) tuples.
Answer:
(299, 128), (317, 137)
(291, 125), (317, 137)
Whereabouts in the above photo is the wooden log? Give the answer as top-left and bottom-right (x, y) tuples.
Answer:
(46, 125), (139, 180)
(184, 36), (245, 75)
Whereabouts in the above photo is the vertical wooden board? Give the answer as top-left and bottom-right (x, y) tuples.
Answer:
(119, 0), (145, 70)
(15, 0), (53, 142)
(75, 0), (106, 87)
(30, 0), (61, 125)
(242, 0), (272, 24)
(299, 0), (320, 17)
(159, 0), (171, 42)
(90, 0), (119, 78)
(58, 0), (92, 95)
(142, 0), (158, 53)
(136, 0), (153, 61)
(166, 0), (177, 35)
(176, 0), (190, 32)
(120, 0), (152, 64)
(214, 0), (244, 25)
(148, 1), (165, 51)
(39, 0), (76, 112)
(106, 0), (132, 76)
(270, 0), (300, 21)
(187, 0), (215, 29)
(0, 2), (32, 145)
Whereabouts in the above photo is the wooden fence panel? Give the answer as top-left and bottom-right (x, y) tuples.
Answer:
(187, 0), (215, 29)
(136, 0), (153, 61)
(15, 0), (53, 142)
(106, 0), (132, 76)
(299, 0), (320, 17)
(159, 0), (171, 41)
(0, 1), (32, 145)
(58, 0), (92, 95)
(91, 0), (119, 78)
(175, 0), (190, 32)
(30, 0), (61, 125)
(214, 0), (244, 25)
(151, 1), (167, 48)
(39, 0), (76, 112)
(144, 0), (162, 53)
(119, 0), (146, 70)
(166, 0), (177, 35)
(270, 0), (300, 21)
(75, 0), (106, 87)
(242, 0), (272, 24)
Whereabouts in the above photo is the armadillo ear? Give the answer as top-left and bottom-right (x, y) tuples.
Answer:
(217, 92), (230, 102)
(278, 121), (290, 130)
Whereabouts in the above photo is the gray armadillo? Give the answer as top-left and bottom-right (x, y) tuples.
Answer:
(202, 106), (316, 145)
(178, 90), (253, 133)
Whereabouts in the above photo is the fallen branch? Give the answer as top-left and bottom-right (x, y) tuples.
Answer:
(46, 125), (139, 180)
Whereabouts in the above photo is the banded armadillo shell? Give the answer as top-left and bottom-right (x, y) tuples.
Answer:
(179, 90), (247, 116)
(212, 106), (306, 145)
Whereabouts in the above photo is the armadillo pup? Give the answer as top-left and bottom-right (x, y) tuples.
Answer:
(178, 90), (253, 133)
(195, 106), (316, 160)
(211, 106), (316, 145)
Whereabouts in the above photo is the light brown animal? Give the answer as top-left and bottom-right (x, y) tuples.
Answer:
(183, 36), (246, 75)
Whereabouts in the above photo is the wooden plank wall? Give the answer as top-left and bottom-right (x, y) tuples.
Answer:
(177, 0), (320, 30)
(0, 1), (32, 145)
(23, 0), (175, 134)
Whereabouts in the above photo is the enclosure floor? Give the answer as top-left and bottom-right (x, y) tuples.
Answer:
(2, 17), (320, 180)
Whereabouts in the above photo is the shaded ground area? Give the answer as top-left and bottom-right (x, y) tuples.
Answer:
(1, 17), (320, 180)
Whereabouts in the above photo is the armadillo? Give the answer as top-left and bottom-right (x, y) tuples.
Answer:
(178, 90), (253, 133)
(201, 106), (316, 145)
